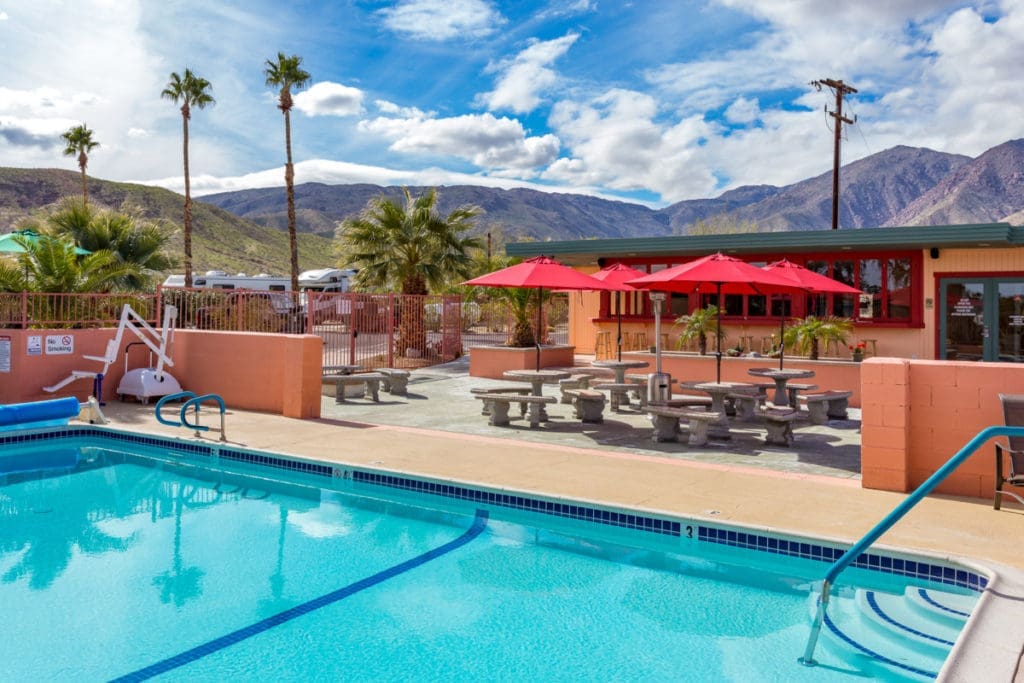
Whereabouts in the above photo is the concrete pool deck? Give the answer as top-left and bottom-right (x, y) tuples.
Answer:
(97, 357), (1024, 680)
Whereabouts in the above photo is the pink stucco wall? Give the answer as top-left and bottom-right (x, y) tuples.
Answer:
(0, 329), (322, 419)
(468, 345), (576, 378)
(861, 358), (1024, 498)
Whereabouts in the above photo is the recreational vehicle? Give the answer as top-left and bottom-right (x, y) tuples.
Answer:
(162, 271), (291, 291)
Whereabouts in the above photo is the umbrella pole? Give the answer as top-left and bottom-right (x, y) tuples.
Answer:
(779, 297), (786, 371)
(616, 292), (622, 362)
(715, 283), (723, 383)
(535, 287), (543, 371)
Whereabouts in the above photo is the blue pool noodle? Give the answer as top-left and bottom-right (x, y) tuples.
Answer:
(0, 397), (81, 430)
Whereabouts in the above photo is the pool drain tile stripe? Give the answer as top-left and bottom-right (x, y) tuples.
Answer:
(918, 588), (971, 618)
(823, 610), (938, 679)
(865, 591), (955, 647)
(109, 509), (489, 683)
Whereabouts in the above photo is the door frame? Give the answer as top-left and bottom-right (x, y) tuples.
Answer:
(936, 272), (1024, 362)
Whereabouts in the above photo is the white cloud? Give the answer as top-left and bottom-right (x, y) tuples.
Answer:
(293, 81), (364, 117)
(724, 97), (760, 124)
(127, 127), (148, 137)
(375, 99), (431, 118)
(0, 115), (79, 148)
(359, 111), (559, 170)
(378, 0), (504, 41)
(0, 11), (9, 21)
(476, 32), (579, 114)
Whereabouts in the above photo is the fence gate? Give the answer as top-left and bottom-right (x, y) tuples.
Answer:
(310, 292), (462, 371)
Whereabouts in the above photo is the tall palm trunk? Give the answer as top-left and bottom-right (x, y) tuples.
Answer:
(78, 153), (89, 206)
(397, 274), (428, 357)
(181, 106), (193, 288)
(284, 110), (298, 291)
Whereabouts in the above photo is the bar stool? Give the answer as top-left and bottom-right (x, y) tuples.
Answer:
(739, 335), (754, 352)
(660, 332), (669, 351)
(760, 336), (776, 354)
(632, 331), (648, 350)
(823, 338), (841, 357)
(595, 331), (612, 359)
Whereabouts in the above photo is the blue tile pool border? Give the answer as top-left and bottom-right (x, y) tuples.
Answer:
(0, 426), (989, 593)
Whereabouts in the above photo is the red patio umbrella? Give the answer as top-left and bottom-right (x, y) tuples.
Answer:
(627, 253), (805, 382)
(762, 258), (863, 370)
(590, 263), (647, 361)
(463, 255), (618, 370)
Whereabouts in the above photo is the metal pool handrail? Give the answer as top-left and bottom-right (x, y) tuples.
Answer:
(799, 424), (1024, 667)
(154, 391), (227, 442)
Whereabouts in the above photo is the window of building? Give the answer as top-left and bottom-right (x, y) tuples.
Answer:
(605, 250), (920, 326)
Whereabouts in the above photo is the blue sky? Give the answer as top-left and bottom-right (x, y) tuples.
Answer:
(1, 0), (1021, 207)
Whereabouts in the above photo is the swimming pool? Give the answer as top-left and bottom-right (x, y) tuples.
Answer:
(0, 427), (987, 681)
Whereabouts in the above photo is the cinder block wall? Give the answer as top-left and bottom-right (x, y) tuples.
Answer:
(861, 358), (1024, 498)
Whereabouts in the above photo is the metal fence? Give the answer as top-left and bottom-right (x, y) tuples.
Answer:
(0, 289), (569, 370)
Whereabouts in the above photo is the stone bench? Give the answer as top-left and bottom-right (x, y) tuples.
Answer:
(727, 392), (763, 421)
(558, 374), (595, 404)
(470, 386), (532, 416)
(723, 385), (767, 417)
(762, 409), (800, 446)
(563, 388), (607, 423)
(781, 383), (818, 407)
(645, 405), (724, 446)
(648, 395), (712, 410)
(474, 394), (556, 428)
(377, 368), (411, 396)
(593, 382), (636, 411)
(799, 390), (854, 424)
(325, 373), (388, 403)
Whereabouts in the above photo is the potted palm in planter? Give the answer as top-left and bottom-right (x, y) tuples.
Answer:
(673, 305), (726, 355)
(783, 315), (853, 360)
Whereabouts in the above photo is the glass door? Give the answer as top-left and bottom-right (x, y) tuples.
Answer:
(997, 282), (1024, 362)
(939, 278), (1024, 362)
(941, 281), (986, 361)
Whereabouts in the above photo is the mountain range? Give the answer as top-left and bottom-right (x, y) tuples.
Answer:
(203, 139), (1024, 241)
(1, 139), (1022, 274)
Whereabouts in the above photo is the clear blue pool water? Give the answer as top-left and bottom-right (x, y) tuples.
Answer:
(0, 432), (982, 682)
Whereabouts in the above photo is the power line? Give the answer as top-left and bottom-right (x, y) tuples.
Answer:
(811, 78), (857, 230)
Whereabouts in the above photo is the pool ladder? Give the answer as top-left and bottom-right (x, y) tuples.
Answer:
(155, 391), (227, 442)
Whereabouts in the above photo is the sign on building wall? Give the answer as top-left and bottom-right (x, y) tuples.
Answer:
(27, 335), (42, 356)
(0, 336), (10, 373)
(45, 334), (74, 355)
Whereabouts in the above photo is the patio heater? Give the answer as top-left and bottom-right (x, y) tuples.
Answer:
(647, 291), (671, 403)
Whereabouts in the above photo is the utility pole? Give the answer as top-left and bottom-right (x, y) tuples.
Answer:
(812, 78), (857, 230)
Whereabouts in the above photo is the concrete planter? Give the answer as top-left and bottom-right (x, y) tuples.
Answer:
(468, 344), (576, 379)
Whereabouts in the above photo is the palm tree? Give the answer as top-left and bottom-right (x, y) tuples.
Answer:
(46, 198), (177, 290)
(263, 52), (311, 291)
(61, 124), (99, 206)
(784, 315), (854, 360)
(673, 305), (725, 355)
(339, 187), (482, 355)
(162, 69), (215, 288)
(14, 235), (137, 294)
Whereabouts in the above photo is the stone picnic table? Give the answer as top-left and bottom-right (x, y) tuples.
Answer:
(502, 369), (572, 421)
(746, 367), (816, 408)
(689, 380), (759, 439)
(591, 359), (650, 384)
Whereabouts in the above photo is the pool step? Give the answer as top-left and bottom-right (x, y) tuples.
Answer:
(812, 585), (978, 680)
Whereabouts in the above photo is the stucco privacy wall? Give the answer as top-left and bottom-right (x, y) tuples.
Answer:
(0, 329), (323, 419)
(861, 358), (1024, 497)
